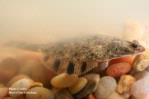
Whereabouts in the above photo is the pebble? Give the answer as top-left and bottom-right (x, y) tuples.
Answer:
(75, 81), (95, 99)
(129, 96), (140, 99)
(106, 62), (131, 77)
(84, 74), (100, 92)
(9, 78), (35, 97)
(122, 92), (131, 99)
(95, 76), (117, 99)
(139, 40), (149, 58)
(88, 94), (96, 99)
(26, 87), (55, 99)
(75, 76), (99, 99)
(31, 82), (43, 88)
(19, 60), (55, 87)
(75, 74), (100, 99)
(7, 75), (29, 86)
(0, 87), (9, 99)
(107, 91), (125, 99)
(8, 75), (43, 92)
(69, 77), (88, 94)
(132, 54), (149, 72)
(0, 58), (20, 83)
(55, 89), (74, 99)
(132, 70), (147, 80)
(51, 73), (79, 88)
(131, 72), (149, 99)
(117, 75), (136, 94)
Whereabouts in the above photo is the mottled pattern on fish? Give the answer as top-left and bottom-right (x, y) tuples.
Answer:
(42, 35), (145, 75)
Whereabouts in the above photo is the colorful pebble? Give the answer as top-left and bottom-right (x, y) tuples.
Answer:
(132, 70), (147, 80)
(19, 60), (55, 87)
(88, 94), (96, 99)
(75, 81), (97, 99)
(106, 62), (131, 77)
(51, 73), (79, 88)
(107, 91), (125, 99)
(55, 89), (74, 99)
(132, 54), (149, 72)
(7, 75), (29, 86)
(69, 77), (88, 94)
(75, 74), (100, 99)
(117, 75), (136, 94)
(84, 74), (100, 92)
(0, 87), (9, 99)
(0, 58), (20, 83)
(131, 72), (149, 99)
(9, 78), (35, 97)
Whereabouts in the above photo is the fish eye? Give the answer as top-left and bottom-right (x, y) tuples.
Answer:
(131, 43), (138, 48)
(131, 40), (139, 48)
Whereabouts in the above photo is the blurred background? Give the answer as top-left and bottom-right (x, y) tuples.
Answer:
(0, 0), (148, 44)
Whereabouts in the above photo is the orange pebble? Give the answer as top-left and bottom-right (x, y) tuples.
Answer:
(106, 62), (131, 78)
(88, 94), (96, 99)
(110, 56), (135, 65)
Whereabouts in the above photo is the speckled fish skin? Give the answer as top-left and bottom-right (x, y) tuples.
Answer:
(44, 35), (145, 61)
(9, 35), (145, 75)
(42, 35), (145, 75)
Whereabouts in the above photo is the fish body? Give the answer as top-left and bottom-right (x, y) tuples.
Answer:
(42, 35), (145, 75)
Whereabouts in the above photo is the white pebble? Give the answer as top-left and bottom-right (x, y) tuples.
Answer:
(131, 72), (149, 99)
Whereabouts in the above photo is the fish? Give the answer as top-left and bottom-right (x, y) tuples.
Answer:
(7, 34), (145, 76)
(42, 35), (145, 75)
